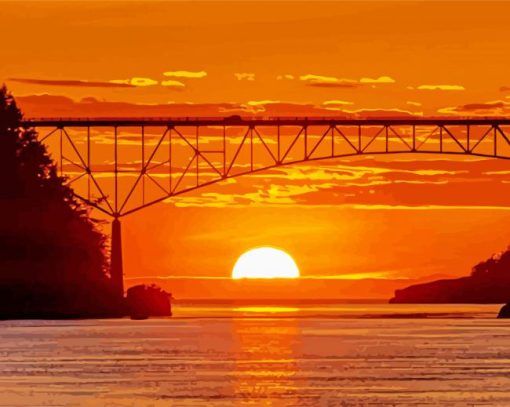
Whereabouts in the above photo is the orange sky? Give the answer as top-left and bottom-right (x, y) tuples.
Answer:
(3, 1), (510, 299)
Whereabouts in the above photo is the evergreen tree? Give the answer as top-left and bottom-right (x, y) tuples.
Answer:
(0, 86), (123, 318)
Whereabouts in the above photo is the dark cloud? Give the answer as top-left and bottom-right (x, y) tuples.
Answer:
(15, 94), (420, 119)
(460, 102), (507, 110)
(8, 78), (135, 88)
(438, 100), (510, 115)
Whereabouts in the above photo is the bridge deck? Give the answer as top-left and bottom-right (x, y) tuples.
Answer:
(22, 117), (510, 127)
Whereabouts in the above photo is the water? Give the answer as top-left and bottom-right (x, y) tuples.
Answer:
(1, 303), (510, 406)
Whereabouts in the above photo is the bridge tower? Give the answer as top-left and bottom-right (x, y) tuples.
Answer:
(110, 217), (124, 299)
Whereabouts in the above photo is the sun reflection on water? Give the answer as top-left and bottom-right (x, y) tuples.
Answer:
(233, 306), (300, 314)
(230, 316), (301, 404)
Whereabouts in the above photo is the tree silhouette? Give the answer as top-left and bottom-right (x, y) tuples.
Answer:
(0, 86), (123, 318)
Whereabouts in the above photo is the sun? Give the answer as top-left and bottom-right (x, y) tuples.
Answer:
(232, 247), (300, 279)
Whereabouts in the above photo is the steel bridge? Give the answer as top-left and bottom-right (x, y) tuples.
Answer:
(22, 116), (510, 295)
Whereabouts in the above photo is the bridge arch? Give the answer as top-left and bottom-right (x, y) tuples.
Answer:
(26, 117), (510, 218)
(120, 148), (510, 217)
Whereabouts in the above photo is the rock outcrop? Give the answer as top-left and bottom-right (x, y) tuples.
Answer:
(498, 303), (510, 318)
(126, 284), (172, 318)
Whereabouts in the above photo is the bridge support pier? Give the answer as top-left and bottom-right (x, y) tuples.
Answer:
(111, 217), (124, 299)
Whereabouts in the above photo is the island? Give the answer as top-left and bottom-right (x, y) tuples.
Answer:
(390, 246), (510, 304)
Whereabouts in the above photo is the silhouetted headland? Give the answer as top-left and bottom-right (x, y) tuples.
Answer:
(0, 86), (171, 319)
(391, 246), (510, 304)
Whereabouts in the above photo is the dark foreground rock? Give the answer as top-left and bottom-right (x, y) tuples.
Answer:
(126, 284), (172, 319)
(498, 303), (510, 318)
(391, 246), (510, 304)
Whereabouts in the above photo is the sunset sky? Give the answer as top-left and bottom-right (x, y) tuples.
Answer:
(3, 1), (510, 299)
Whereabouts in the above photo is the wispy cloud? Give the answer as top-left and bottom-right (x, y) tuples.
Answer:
(234, 73), (255, 81)
(437, 100), (510, 115)
(163, 70), (207, 79)
(359, 76), (396, 84)
(341, 107), (422, 117)
(17, 94), (428, 120)
(277, 74), (295, 80)
(323, 100), (354, 106)
(310, 272), (392, 280)
(242, 100), (281, 112)
(300, 74), (395, 88)
(110, 77), (158, 87)
(246, 100), (281, 106)
(300, 74), (341, 83)
(300, 74), (359, 88)
(161, 79), (186, 89)
(417, 84), (465, 91)
(8, 77), (134, 88)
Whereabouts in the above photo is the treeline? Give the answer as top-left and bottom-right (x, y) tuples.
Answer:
(0, 86), (123, 318)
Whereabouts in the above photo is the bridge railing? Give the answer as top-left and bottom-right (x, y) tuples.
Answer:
(22, 116), (510, 127)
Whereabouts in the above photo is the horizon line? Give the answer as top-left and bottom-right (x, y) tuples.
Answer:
(125, 274), (413, 281)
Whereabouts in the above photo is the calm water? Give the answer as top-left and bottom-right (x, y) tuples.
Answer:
(1, 303), (510, 406)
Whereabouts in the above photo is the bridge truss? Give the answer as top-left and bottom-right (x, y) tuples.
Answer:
(22, 117), (510, 295)
(23, 117), (510, 218)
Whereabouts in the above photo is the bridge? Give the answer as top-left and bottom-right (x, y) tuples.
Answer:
(22, 117), (510, 296)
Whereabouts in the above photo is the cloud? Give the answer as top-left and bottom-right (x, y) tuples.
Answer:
(437, 100), (510, 115)
(241, 100), (282, 113)
(234, 73), (255, 81)
(277, 74), (295, 80)
(459, 101), (508, 110)
(341, 107), (422, 117)
(322, 100), (355, 111)
(246, 100), (281, 107)
(406, 101), (422, 107)
(359, 76), (396, 84)
(163, 70), (207, 79)
(300, 74), (340, 83)
(8, 77), (134, 88)
(416, 84), (465, 91)
(161, 79), (186, 89)
(323, 100), (354, 106)
(16, 94), (241, 118)
(301, 74), (395, 88)
(317, 272), (391, 280)
(499, 86), (510, 92)
(300, 74), (359, 88)
(17, 94), (424, 120)
(110, 77), (158, 87)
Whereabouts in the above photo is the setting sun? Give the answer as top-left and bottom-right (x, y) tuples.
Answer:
(232, 247), (300, 279)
